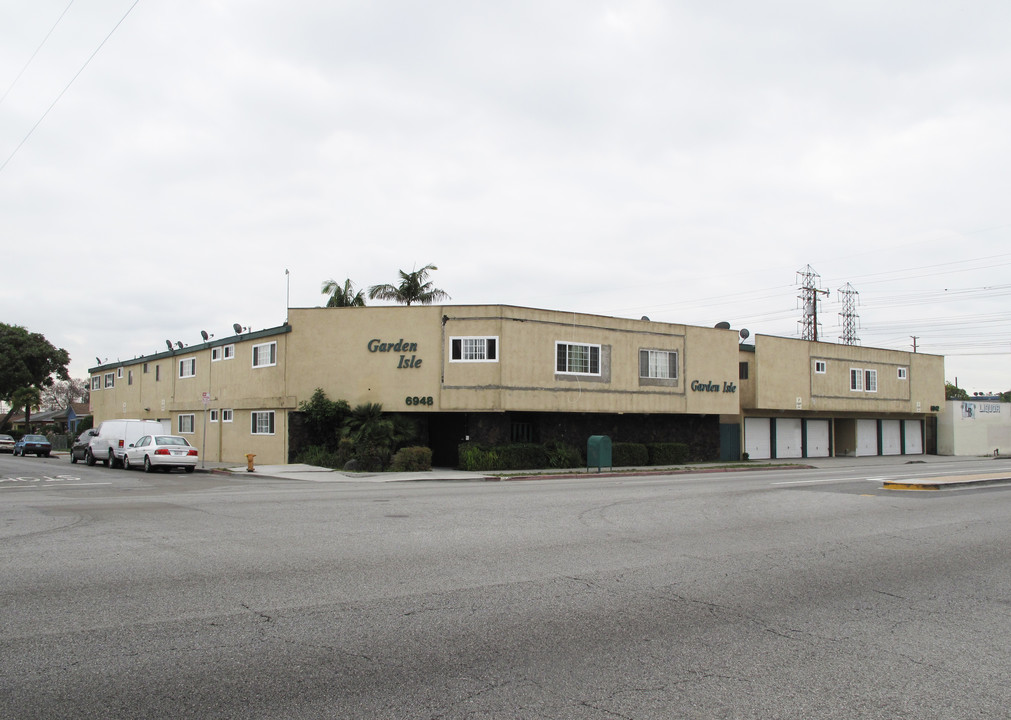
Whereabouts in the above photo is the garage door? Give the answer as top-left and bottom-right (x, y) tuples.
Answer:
(881, 420), (902, 455)
(904, 420), (923, 454)
(744, 418), (771, 460)
(856, 419), (878, 456)
(805, 419), (830, 457)
(775, 418), (803, 458)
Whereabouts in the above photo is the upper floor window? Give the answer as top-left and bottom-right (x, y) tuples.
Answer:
(850, 368), (877, 392)
(252, 342), (276, 368)
(209, 409), (219, 422)
(117, 367), (123, 379)
(898, 367), (907, 380)
(128, 370), (133, 386)
(178, 357), (196, 378)
(104, 373), (115, 388)
(739, 361), (749, 380)
(815, 360), (827, 374)
(556, 342), (600, 376)
(221, 409), (234, 423)
(450, 337), (498, 362)
(223, 344), (235, 360)
(91, 376), (101, 391)
(639, 349), (677, 379)
(211, 347), (221, 361)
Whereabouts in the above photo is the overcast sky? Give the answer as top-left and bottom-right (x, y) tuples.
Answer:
(2, 1), (1009, 393)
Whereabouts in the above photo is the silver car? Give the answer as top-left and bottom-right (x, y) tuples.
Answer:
(0, 434), (14, 453)
(123, 435), (199, 473)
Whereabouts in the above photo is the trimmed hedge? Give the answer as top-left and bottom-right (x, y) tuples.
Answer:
(390, 446), (433, 472)
(612, 442), (649, 467)
(646, 442), (690, 465)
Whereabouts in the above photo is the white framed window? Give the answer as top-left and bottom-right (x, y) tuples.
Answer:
(211, 347), (221, 362)
(639, 349), (678, 379)
(850, 368), (863, 392)
(91, 376), (101, 391)
(898, 367), (907, 380)
(252, 342), (276, 368)
(128, 370), (133, 386)
(865, 369), (877, 393)
(104, 373), (115, 388)
(221, 409), (233, 423)
(178, 414), (195, 434)
(556, 342), (600, 376)
(223, 344), (235, 360)
(178, 357), (196, 378)
(450, 336), (498, 362)
(251, 410), (275, 434)
(209, 409), (219, 422)
(814, 360), (827, 374)
(117, 367), (123, 379)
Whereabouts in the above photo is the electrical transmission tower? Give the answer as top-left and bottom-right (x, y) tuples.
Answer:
(837, 282), (860, 345)
(797, 265), (829, 341)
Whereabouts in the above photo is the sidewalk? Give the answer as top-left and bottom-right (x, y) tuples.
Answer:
(198, 453), (1011, 487)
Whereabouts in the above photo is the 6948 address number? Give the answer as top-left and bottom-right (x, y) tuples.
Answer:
(405, 396), (434, 406)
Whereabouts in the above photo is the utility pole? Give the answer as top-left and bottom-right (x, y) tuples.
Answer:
(797, 265), (829, 342)
(838, 283), (860, 345)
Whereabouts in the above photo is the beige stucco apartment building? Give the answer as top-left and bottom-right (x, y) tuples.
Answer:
(89, 305), (945, 466)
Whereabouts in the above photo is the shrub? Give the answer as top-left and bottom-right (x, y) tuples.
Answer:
(497, 443), (549, 470)
(458, 443), (500, 471)
(612, 442), (648, 467)
(390, 446), (432, 472)
(544, 440), (583, 468)
(295, 445), (346, 469)
(646, 442), (690, 465)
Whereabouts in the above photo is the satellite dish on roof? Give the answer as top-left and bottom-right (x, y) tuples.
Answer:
(200, 330), (209, 341)
(165, 340), (173, 351)
(175, 341), (184, 349)
(715, 321), (732, 330)
(641, 316), (650, 321)
(233, 323), (243, 334)
(740, 328), (750, 340)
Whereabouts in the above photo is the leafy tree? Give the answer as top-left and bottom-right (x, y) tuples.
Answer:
(321, 278), (366, 307)
(343, 402), (395, 471)
(40, 378), (89, 410)
(297, 388), (350, 448)
(945, 382), (969, 401)
(0, 324), (70, 428)
(368, 263), (450, 306)
(11, 386), (41, 428)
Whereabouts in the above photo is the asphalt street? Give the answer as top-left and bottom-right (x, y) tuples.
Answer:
(2, 453), (1010, 719)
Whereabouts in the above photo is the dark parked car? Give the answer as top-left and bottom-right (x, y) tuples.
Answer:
(13, 434), (52, 457)
(70, 428), (99, 464)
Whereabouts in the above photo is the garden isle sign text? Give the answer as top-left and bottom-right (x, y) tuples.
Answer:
(690, 379), (737, 393)
(368, 338), (423, 369)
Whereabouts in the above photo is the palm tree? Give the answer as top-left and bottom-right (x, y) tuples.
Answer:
(321, 278), (366, 308)
(368, 264), (450, 306)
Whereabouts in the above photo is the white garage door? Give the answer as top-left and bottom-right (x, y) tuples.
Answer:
(904, 420), (923, 454)
(745, 418), (772, 460)
(805, 419), (830, 457)
(775, 418), (803, 459)
(881, 420), (902, 455)
(856, 419), (878, 457)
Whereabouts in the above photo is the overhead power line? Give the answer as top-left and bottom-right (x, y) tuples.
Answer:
(0, 0), (141, 175)
(0, 1), (76, 107)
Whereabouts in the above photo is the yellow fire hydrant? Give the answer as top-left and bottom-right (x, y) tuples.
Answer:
(245, 453), (256, 472)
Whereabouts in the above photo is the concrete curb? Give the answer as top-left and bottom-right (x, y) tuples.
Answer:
(882, 474), (1011, 491)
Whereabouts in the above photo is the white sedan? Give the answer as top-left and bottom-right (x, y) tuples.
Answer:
(123, 435), (199, 473)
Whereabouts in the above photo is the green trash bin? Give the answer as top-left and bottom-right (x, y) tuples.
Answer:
(587, 435), (612, 472)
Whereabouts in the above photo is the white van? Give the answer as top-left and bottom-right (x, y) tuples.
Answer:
(88, 419), (166, 468)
